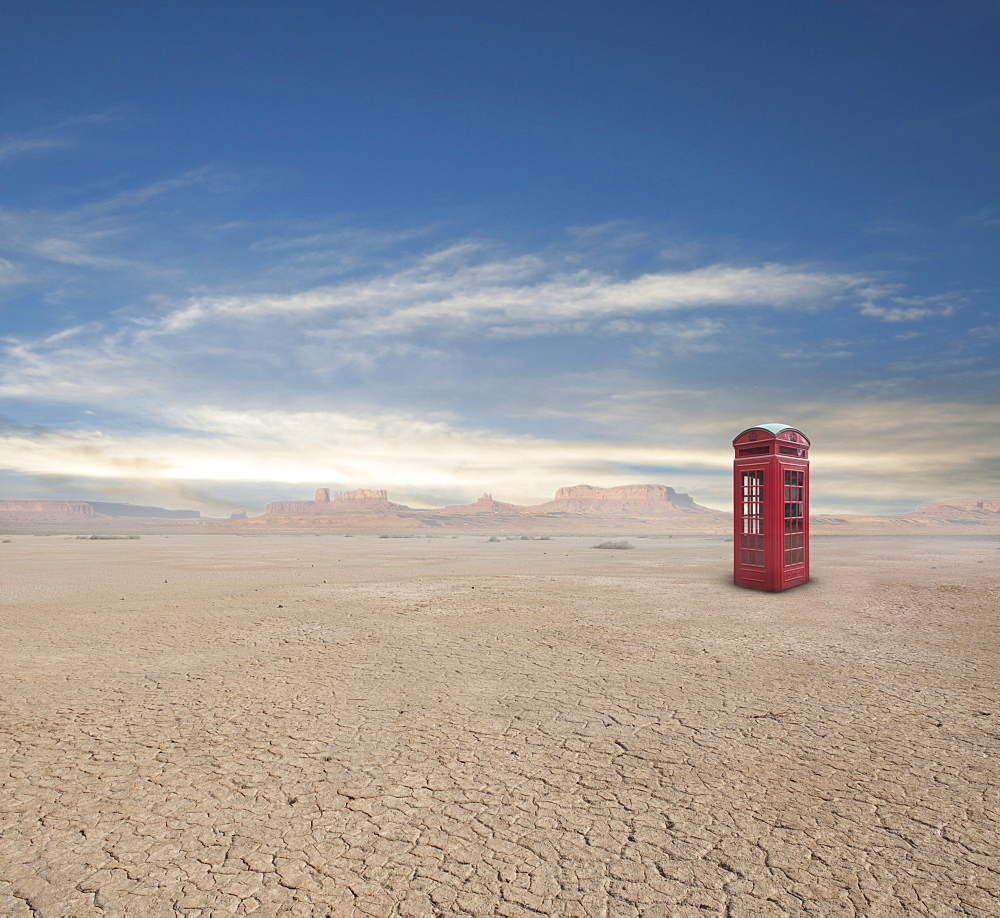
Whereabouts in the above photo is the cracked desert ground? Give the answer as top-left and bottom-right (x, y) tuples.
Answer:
(1, 532), (997, 917)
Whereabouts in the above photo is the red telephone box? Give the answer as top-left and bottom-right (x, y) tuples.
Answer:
(733, 423), (810, 591)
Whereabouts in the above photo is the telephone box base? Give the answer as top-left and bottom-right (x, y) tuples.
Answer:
(734, 575), (810, 592)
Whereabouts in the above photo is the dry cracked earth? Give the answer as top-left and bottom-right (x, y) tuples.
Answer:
(0, 532), (997, 917)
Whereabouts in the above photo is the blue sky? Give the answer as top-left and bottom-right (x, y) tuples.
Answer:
(1, 0), (997, 515)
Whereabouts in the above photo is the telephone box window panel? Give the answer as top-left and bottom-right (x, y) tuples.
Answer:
(740, 470), (765, 566)
(783, 470), (805, 566)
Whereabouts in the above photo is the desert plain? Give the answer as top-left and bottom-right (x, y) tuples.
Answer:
(0, 531), (997, 917)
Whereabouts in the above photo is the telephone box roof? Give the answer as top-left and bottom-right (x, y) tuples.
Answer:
(733, 423), (810, 443)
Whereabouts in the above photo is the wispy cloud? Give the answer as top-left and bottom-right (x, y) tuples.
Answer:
(0, 168), (230, 295)
(0, 257), (26, 285)
(857, 288), (957, 321)
(33, 236), (139, 269)
(0, 218), (980, 436)
(956, 206), (1000, 231)
(68, 168), (225, 219)
(0, 240), (887, 414)
(0, 136), (72, 162)
(0, 112), (118, 163)
(154, 252), (867, 339)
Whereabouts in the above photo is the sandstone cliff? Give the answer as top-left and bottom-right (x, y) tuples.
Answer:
(266, 488), (405, 515)
(265, 500), (317, 514)
(527, 484), (720, 516)
(335, 489), (394, 505)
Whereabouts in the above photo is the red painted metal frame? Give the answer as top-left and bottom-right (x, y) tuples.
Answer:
(732, 426), (810, 592)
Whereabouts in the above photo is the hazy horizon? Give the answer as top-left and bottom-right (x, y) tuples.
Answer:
(2, 481), (992, 521)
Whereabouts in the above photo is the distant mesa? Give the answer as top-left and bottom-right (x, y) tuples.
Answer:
(527, 484), (710, 515)
(230, 509), (249, 520)
(912, 498), (1000, 520)
(0, 500), (95, 518)
(0, 500), (200, 520)
(266, 488), (405, 515)
(811, 497), (1000, 530)
(86, 502), (200, 519)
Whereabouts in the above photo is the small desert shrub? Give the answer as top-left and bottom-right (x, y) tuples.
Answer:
(593, 540), (633, 550)
(487, 536), (501, 542)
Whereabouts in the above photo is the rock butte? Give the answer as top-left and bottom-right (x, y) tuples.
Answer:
(266, 488), (407, 515)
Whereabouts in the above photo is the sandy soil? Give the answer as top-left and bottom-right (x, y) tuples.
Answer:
(0, 532), (997, 917)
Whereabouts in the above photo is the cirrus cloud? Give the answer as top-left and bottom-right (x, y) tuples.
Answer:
(155, 254), (865, 338)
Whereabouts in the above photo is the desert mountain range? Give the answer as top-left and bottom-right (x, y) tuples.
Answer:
(266, 484), (719, 519)
(258, 486), (1000, 532)
(2, 487), (998, 532)
(0, 500), (200, 520)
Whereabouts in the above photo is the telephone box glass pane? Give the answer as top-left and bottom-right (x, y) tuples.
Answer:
(783, 469), (805, 566)
(740, 470), (765, 566)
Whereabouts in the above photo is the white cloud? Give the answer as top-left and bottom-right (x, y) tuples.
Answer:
(0, 113), (119, 162)
(0, 257), (26, 285)
(153, 254), (865, 339)
(0, 238), (886, 411)
(0, 168), (227, 288)
(34, 237), (137, 269)
(858, 290), (956, 322)
(0, 137), (70, 161)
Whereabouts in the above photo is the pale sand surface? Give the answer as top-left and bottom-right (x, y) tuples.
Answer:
(0, 533), (997, 917)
